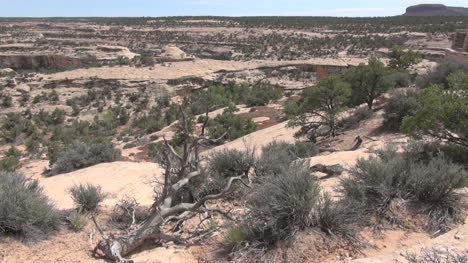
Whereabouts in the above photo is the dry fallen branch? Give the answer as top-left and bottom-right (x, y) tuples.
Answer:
(94, 107), (247, 262)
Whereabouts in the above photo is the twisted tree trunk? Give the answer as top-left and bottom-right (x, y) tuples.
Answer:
(93, 107), (244, 262)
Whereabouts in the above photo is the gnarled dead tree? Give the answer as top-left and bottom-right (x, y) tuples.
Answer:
(93, 107), (246, 262)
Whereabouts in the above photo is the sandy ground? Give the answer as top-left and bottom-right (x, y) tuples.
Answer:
(46, 58), (367, 81)
(38, 161), (161, 210)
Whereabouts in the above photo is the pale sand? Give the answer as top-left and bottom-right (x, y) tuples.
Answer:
(38, 161), (161, 210)
(46, 58), (367, 81)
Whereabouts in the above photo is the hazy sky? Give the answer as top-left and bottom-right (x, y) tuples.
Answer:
(2, 0), (467, 17)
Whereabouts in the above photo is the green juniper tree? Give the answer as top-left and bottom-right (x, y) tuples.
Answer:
(288, 74), (351, 141)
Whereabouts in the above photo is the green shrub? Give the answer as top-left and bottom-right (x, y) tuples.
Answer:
(417, 143), (468, 167)
(0, 146), (22, 172)
(1, 94), (12, 108)
(208, 111), (256, 143)
(69, 183), (105, 212)
(383, 90), (420, 131)
(123, 142), (137, 149)
(245, 84), (283, 106)
(50, 142), (120, 176)
(46, 141), (64, 167)
(224, 225), (248, 250)
(66, 211), (87, 232)
(293, 141), (320, 159)
(0, 172), (60, 238)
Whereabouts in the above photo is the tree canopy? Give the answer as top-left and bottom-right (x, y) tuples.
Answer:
(402, 70), (468, 147)
(288, 74), (351, 141)
(388, 45), (421, 71)
(345, 58), (391, 109)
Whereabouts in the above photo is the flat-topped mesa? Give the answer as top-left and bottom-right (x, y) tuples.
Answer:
(403, 4), (468, 16)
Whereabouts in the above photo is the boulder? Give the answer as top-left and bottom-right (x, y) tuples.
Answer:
(15, 84), (30, 93)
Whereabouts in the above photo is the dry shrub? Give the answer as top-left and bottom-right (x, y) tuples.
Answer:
(339, 144), (467, 231)
(0, 172), (60, 239)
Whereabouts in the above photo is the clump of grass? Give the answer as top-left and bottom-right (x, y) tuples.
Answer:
(66, 211), (87, 232)
(69, 184), (106, 213)
(224, 225), (248, 250)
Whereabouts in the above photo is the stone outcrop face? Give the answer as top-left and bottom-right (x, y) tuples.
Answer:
(403, 4), (468, 16)
(0, 55), (81, 70)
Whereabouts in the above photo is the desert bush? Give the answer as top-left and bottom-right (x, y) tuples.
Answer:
(245, 84), (283, 106)
(208, 148), (255, 178)
(25, 137), (40, 154)
(402, 247), (468, 263)
(383, 90), (420, 131)
(0, 172), (60, 238)
(386, 71), (412, 88)
(254, 141), (317, 177)
(208, 111), (256, 143)
(416, 58), (468, 89)
(191, 148), (255, 200)
(416, 143), (468, 167)
(315, 192), (358, 237)
(246, 163), (321, 245)
(293, 141), (320, 158)
(1, 94), (12, 108)
(340, 106), (373, 129)
(254, 141), (299, 177)
(132, 113), (165, 134)
(69, 184), (105, 212)
(123, 142), (137, 149)
(339, 144), (467, 229)
(66, 211), (87, 232)
(0, 146), (22, 172)
(50, 142), (120, 176)
(224, 225), (248, 250)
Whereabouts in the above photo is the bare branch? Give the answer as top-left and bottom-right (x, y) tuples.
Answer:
(91, 214), (107, 240)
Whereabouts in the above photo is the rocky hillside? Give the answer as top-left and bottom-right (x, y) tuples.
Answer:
(403, 4), (468, 16)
